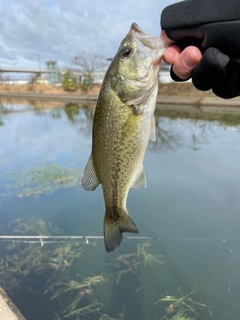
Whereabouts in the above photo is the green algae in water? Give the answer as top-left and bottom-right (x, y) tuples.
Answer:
(8, 164), (82, 197)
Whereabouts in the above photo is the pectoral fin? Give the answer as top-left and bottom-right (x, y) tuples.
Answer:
(149, 115), (156, 142)
(81, 154), (100, 191)
(132, 169), (147, 188)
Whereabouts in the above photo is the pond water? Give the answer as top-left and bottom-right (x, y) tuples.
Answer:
(0, 100), (240, 320)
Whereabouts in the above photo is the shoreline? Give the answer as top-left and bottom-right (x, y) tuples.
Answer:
(0, 288), (26, 320)
(1, 91), (240, 107)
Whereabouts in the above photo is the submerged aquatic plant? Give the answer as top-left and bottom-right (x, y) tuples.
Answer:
(137, 242), (165, 269)
(0, 218), (214, 320)
(0, 218), (112, 320)
(0, 218), (81, 288)
(155, 287), (212, 320)
(99, 307), (126, 320)
(107, 242), (165, 284)
(8, 164), (82, 197)
(10, 216), (61, 235)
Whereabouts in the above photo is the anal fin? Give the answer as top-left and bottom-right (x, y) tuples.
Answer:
(132, 169), (147, 189)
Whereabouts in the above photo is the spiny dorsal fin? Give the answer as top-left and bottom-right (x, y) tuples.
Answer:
(81, 154), (100, 191)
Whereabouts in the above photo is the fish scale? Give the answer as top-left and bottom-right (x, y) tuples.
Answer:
(82, 23), (166, 252)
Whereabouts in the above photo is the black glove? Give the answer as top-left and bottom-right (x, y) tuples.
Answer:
(161, 0), (240, 99)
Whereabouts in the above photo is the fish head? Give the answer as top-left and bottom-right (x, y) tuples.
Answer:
(110, 23), (167, 106)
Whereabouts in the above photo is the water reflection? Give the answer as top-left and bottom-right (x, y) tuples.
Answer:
(2, 100), (240, 155)
(50, 106), (62, 119)
(0, 100), (4, 126)
(149, 116), (182, 151)
(64, 103), (79, 123)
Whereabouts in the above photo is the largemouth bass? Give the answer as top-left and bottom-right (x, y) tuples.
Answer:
(82, 23), (166, 252)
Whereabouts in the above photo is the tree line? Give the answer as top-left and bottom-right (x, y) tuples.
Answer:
(62, 52), (109, 91)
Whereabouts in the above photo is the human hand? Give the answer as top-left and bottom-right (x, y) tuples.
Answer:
(160, 0), (240, 99)
(161, 31), (202, 82)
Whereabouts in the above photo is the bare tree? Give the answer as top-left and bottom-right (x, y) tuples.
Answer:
(72, 52), (108, 85)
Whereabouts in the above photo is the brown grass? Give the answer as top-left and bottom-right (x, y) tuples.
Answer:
(0, 83), (79, 94)
(158, 82), (215, 97)
(0, 83), (102, 95)
(87, 83), (101, 95)
(0, 82), (213, 98)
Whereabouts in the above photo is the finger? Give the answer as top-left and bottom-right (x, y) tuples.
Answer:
(172, 46), (202, 80)
(162, 45), (181, 65)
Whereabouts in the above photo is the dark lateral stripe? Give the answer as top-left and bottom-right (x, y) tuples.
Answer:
(106, 206), (121, 220)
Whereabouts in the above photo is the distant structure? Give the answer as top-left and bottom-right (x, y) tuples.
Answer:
(0, 61), (60, 85)
(46, 61), (60, 84)
(0, 60), (176, 85)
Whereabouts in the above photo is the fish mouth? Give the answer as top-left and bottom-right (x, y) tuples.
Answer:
(130, 22), (149, 36)
(130, 22), (168, 56)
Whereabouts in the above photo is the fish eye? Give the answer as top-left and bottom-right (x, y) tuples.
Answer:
(122, 46), (132, 58)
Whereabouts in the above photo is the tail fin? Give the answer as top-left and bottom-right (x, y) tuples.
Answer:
(104, 209), (139, 253)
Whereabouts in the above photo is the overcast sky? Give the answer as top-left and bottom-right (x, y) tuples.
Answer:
(0, 0), (177, 71)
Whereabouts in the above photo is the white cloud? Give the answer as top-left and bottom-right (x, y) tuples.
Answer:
(0, 0), (176, 70)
